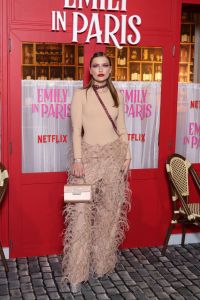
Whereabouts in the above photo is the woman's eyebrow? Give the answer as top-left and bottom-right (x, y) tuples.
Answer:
(92, 63), (109, 66)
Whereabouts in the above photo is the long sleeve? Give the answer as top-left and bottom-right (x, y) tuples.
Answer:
(116, 92), (131, 160)
(71, 89), (83, 159)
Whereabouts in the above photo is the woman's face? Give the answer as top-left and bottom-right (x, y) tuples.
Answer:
(90, 56), (112, 83)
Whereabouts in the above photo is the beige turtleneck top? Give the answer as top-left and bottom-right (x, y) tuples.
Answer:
(71, 87), (131, 160)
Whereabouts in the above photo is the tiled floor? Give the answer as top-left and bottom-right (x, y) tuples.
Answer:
(1, 244), (200, 299)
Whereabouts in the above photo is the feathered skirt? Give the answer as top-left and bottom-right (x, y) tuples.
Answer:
(62, 138), (131, 284)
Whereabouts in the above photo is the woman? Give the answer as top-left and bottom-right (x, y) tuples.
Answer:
(62, 52), (131, 293)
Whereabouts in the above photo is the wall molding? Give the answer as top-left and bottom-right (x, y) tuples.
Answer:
(169, 233), (200, 245)
(3, 247), (9, 259)
(3, 233), (200, 259)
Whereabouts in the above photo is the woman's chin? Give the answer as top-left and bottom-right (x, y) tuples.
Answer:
(93, 77), (108, 83)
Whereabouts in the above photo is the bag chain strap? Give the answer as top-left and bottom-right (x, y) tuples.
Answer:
(92, 86), (120, 137)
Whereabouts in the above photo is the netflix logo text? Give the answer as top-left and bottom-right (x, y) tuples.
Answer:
(128, 133), (145, 142)
(37, 134), (68, 143)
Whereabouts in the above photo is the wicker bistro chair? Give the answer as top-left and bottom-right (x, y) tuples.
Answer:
(0, 162), (9, 271)
(162, 153), (200, 255)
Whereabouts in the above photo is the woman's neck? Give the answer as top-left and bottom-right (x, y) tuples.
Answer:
(93, 80), (107, 88)
(93, 84), (108, 94)
(93, 81), (108, 91)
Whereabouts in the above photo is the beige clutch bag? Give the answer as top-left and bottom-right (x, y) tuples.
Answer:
(64, 183), (92, 203)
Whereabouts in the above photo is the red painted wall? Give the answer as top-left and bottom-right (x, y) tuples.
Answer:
(0, 0), (199, 257)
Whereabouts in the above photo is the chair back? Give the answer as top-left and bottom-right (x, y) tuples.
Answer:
(166, 154), (190, 199)
(0, 162), (8, 205)
(162, 154), (200, 255)
(166, 153), (197, 219)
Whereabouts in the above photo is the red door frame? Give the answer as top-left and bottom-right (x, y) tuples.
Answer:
(0, 0), (9, 248)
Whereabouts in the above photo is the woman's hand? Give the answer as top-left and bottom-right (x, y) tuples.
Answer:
(72, 162), (85, 178)
(121, 159), (131, 176)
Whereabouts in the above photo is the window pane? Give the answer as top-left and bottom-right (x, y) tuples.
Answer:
(176, 6), (200, 162)
(106, 46), (163, 169)
(22, 43), (84, 173)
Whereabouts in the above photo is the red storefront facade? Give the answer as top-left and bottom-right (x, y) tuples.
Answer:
(0, 0), (200, 258)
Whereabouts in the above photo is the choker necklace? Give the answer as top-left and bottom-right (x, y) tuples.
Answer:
(93, 83), (108, 90)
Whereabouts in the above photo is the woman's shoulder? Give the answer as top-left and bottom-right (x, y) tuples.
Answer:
(73, 88), (87, 101)
(73, 88), (86, 96)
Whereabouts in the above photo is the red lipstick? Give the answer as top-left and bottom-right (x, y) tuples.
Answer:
(98, 74), (104, 77)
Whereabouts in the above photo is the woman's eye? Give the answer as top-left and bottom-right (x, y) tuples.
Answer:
(92, 64), (110, 68)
